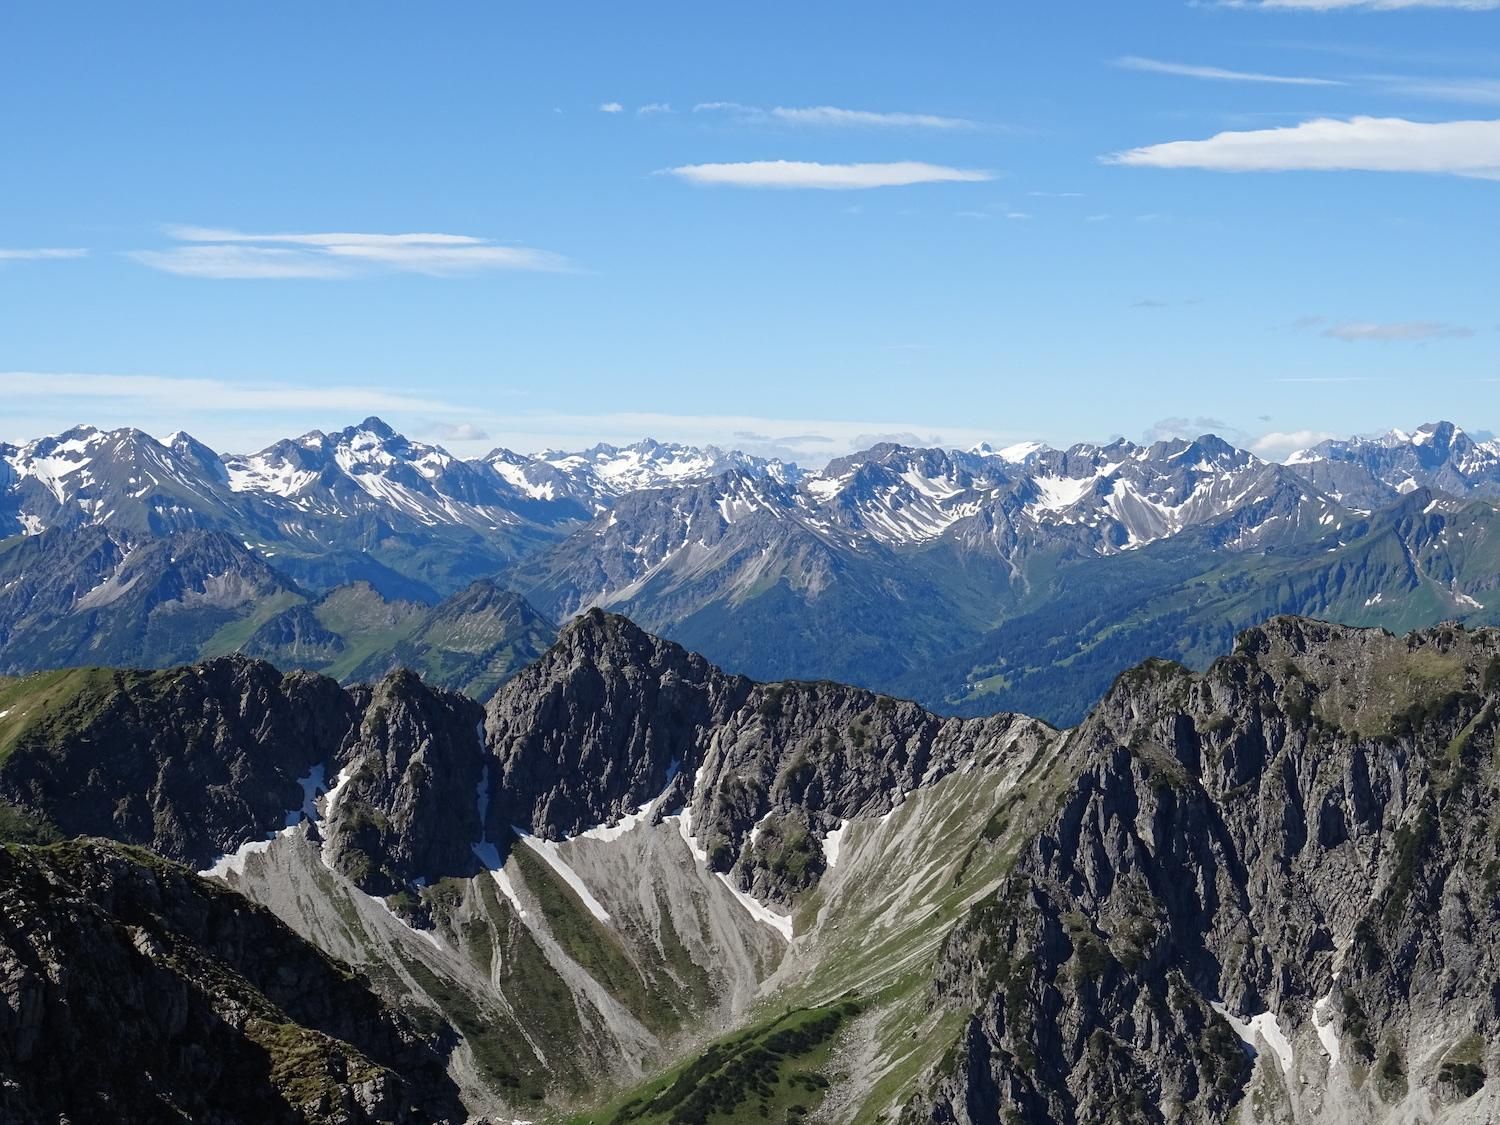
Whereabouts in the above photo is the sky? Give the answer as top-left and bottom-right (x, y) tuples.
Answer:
(2, 1), (1498, 466)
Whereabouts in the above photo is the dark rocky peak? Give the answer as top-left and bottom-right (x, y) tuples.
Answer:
(0, 657), (359, 869)
(1411, 420), (1467, 460)
(484, 609), (749, 838)
(163, 428), (230, 482)
(322, 669), (486, 895)
(820, 441), (916, 479)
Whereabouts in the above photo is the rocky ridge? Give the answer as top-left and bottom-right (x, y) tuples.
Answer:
(0, 614), (1497, 1122)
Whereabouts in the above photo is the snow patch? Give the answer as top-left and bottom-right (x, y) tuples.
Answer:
(714, 873), (794, 941)
(822, 819), (850, 870)
(472, 842), (528, 919)
(672, 806), (710, 864)
(513, 828), (612, 924)
(997, 440), (1047, 462)
(1313, 992), (1341, 1067)
(574, 758), (681, 842)
(200, 764), (330, 878)
(1453, 588), (1483, 611)
(198, 835), (279, 880)
(322, 765), (356, 817)
(1212, 1003), (1294, 1076)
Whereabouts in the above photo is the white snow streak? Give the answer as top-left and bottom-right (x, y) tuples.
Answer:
(1212, 1003), (1294, 1076)
(1313, 993), (1341, 1067)
(714, 873), (794, 941)
(513, 828), (612, 923)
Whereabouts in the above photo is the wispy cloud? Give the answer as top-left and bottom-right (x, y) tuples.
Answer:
(0, 374), (1018, 466)
(130, 226), (569, 279)
(1104, 115), (1500, 177)
(1143, 416), (1244, 443)
(599, 102), (624, 113)
(0, 371), (466, 414)
(1230, 0), (1500, 9)
(1323, 320), (1475, 340)
(0, 248), (88, 261)
(1116, 55), (1342, 85)
(1376, 76), (1500, 103)
(662, 160), (993, 189)
(637, 102), (673, 115)
(693, 101), (980, 130)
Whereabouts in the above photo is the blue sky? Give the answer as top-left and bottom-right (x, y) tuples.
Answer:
(2, 1), (1498, 465)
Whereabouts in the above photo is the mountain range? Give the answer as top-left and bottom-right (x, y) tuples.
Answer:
(0, 611), (1495, 1121)
(3, 418), (1498, 723)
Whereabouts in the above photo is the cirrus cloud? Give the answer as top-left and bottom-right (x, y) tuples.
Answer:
(1232, 0), (1500, 9)
(0, 248), (88, 261)
(1323, 320), (1475, 340)
(662, 160), (993, 189)
(1104, 115), (1500, 177)
(693, 101), (981, 130)
(130, 226), (569, 279)
(1115, 55), (1342, 86)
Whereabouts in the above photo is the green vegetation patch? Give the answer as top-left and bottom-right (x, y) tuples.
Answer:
(581, 999), (863, 1125)
(245, 1016), (384, 1108)
(0, 666), (132, 763)
(510, 842), (677, 1034)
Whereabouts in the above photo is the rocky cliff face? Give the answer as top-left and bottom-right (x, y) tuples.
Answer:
(917, 618), (1500, 1124)
(2, 613), (1497, 1123)
(0, 658), (357, 868)
(485, 608), (1044, 904)
(0, 838), (463, 1124)
(322, 671), (486, 896)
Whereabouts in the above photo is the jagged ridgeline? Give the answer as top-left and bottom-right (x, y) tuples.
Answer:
(0, 612), (1497, 1123)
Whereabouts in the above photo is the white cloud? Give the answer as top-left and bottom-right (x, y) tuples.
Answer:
(1234, 0), (1500, 9)
(0, 371), (466, 414)
(0, 378), (1014, 469)
(130, 226), (568, 279)
(637, 102), (673, 115)
(662, 160), (993, 189)
(0, 248), (88, 261)
(428, 421), (491, 442)
(599, 102), (624, 113)
(693, 101), (979, 129)
(1251, 430), (1339, 461)
(130, 246), (354, 279)
(1104, 115), (1500, 177)
(1323, 320), (1474, 340)
(1116, 55), (1342, 85)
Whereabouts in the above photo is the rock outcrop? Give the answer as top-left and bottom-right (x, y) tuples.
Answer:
(0, 839), (463, 1124)
(917, 619), (1500, 1124)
